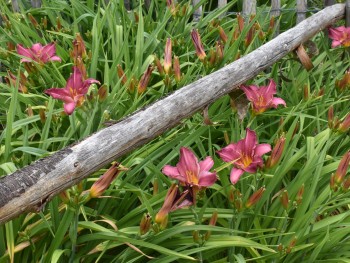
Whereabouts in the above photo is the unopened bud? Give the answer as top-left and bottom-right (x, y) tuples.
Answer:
(266, 135), (286, 169)
(334, 152), (350, 184)
(56, 16), (62, 31)
(192, 230), (200, 243)
(98, 85), (108, 102)
(338, 113), (350, 133)
(328, 106), (334, 129)
(245, 187), (265, 208)
(28, 13), (39, 28)
(39, 109), (46, 123)
(191, 29), (206, 61)
(204, 210), (218, 240)
(173, 56), (181, 83)
(342, 177), (350, 191)
(89, 163), (125, 198)
(153, 178), (158, 196)
(303, 84), (309, 101)
(154, 55), (164, 76)
(140, 213), (152, 235)
(296, 184), (304, 205)
(164, 38), (172, 75)
(117, 64), (128, 85)
(280, 190), (289, 210)
(218, 26), (228, 44)
(41, 17), (47, 29)
(137, 65), (154, 94)
(26, 105), (34, 117)
(237, 13), (244, 32)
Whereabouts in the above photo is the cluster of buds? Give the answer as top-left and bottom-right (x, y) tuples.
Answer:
(227, 186), (243, 211)
(335, 70), (350, 91)
(328, 106), (350, 133)
(166, 0), (188, 18)
(117, 63), (154, 94)
(330, 151), (350, 192)
(154, 37), (182, 86)
(70, 33), (89, 80)
(278, 236), (297, 254)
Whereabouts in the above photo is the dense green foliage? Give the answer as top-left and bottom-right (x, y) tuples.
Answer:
(1, 0), (350, 262)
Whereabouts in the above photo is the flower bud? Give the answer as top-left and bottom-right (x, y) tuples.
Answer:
(117, 64), (128, 85)
(342, 177), (350, 191)
(266, 135), (286, 169)
(191, 29), (206, 61)
(89, 163), (125, 198)
(153, 178), (158, 196)
(56, 16), (62, 31)
(280, 190), (289, 210)
(338, 113), (350, 133)
(328, 106), (334, 129)
(98, 84), (108, 102)
(330, 174), (338, 192)
(71, 33), (87, 61)
(137, 65), (154, 94)
(215, 41), (223, 64)
(296, 184), (304, 205)
(245, 187), (265, 208)
(218, 26), (228, 44)
(28, 13), (39, 28)
(154, 55), (164, 77)
(295, 45), (313, 71)
(204, 210), (218, 240)
(39, 109), (46, 123)
(173, 56), (181, 83)
(164, 38), (172, 75)
(334, 152), (350, 184)
(192, 230), (200, 243)
(140, 213), (152, 235)
(335, 70), (350, 91)
(237, 13), (244, 32)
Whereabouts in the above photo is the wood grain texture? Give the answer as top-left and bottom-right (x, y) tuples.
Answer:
(0, 4), (345, 224)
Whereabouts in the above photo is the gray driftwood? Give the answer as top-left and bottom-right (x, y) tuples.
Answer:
(0, 4), (345, 224)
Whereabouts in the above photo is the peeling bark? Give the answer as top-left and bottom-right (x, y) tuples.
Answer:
(0, 4), (345, 224)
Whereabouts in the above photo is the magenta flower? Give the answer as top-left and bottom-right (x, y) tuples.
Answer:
(328, 26), (350, 48)
(162, 147), (217, 188)
(45, 67), (100, 115)
(17, 42), (61, 64)
(241, 79), (286, 115)
(217, 129), (271, 184)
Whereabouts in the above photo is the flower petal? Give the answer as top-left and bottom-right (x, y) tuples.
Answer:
(243, 128), (257, 156)
(264, 79), (277, 96)
(31, 43), (43, 53)
(255, 143), (272, 156)
(162, 165), (186, 183)
(241, 85), (259, 102)
(17, 44), (34, 61)
(176, 147), (200, 179)
(63, 101), (76, 115)
(217, 144), (239, 163)
(271, 97), (286, 108)
(199, 156), (214, 171)
(45, 88), (71, 102)
(230, 168), (244, 184)
(198, 171), (217, 186)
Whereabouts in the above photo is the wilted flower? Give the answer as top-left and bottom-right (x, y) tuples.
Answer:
(328, 26), (350, 48)
(45, 67), (100, 115)
(139, 213), (152, 235)
(155, 184), (193, 229)
(137, 65), (154, 94)
(241, 79), (286, 115)
(191, 29), (206, 61)
(164, 38), (172, 75)
(162, 147), (217, 188)
(217, 129), (271, 184)
(17, 42), (61, 64)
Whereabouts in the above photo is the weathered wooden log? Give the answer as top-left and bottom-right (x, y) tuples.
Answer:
(0, 4), (345, 224)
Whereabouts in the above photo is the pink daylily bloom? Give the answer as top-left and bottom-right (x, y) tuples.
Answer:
(17, 42), (62, 64)
(328, 26), (350, 48)
(241, 79), (286, 115)
(217, 129), (271, 184)
(162, 147), (217, 188)
(45, 67), (100, 115)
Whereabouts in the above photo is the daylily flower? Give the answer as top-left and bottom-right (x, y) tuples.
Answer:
(328, 26), (350, 48)
(241, 79), (286, 115)
(45, 67), (100, 115)
(217, 129), (271, 184)
(191, 29), (206, 61)
(162, 147), (217, 188)
(17, 42), (61, 64)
